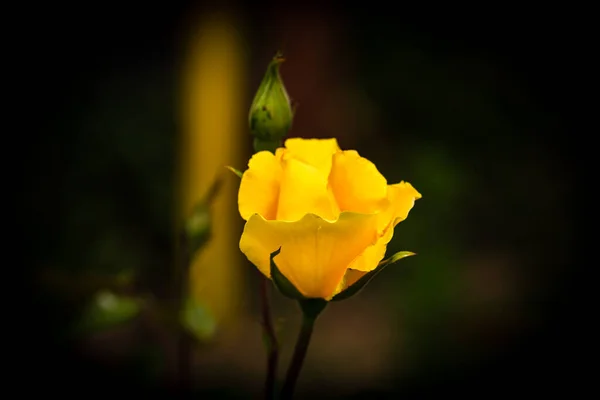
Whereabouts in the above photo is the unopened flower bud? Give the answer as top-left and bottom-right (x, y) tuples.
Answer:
(249, 52), (294, 153)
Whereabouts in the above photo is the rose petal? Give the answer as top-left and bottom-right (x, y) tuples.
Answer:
(276, 157), (340, 221)
(239, 212), (379, 299)
(347, 181), (422, 272)
(331, 268), (368, 297)
(238, 151), (283, 221)
(388, 181), (422, 226)
(283, 138), (341, 176)
(329, 150), (389, 214)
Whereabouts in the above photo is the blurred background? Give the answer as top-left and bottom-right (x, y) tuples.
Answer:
(24, 1), (578, 398)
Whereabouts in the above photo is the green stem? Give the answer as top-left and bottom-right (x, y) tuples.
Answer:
(280, 314), (316, 399)
(174, 230), (192, 392)
(260, 277), (279, 400)
(252, 141), (282, 400)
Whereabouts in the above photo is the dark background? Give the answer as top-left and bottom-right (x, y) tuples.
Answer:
(23, 1), (582, 398)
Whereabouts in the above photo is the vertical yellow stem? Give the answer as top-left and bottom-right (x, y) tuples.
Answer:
(178, 12), (246, 331)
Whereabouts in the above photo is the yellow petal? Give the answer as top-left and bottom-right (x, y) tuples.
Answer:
(329, 150), (389, 214)
(347, 181), (421, 272)
(369, 180), (422, 234)
(238, 151), (282, 220)
(283, 138), (341, 176)
(347, 222), (394, 271)
(345, 269), (368, 288)
(276, 157), (340, 221)
(332, 268), (368, 296)
(387, 181), (422, 226)
(332, 273), (347, 297)
(239, 212), (379, 299)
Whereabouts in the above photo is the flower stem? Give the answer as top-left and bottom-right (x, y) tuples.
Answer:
(260, 276), (279, 400)
(173, 231), (192, 393)
(280, 314), (316, 400)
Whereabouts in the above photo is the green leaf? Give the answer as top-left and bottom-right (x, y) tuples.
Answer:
(332, 251), (416, 301)
(181, 297), (217, 342)
(270, 248), (307, 300)
(225, 166), (243, 178)
(76, 290), (141, 334)
(380, 251), (417, 267)
(184, 175), (225, 256)
(185, 203), (212, 254)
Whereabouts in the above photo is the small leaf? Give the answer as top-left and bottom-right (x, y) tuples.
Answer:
(76, 290), (141, 334)
(185, 203), (211, 255)
(270, 248), (306, 300)
(184, 175), (226, 256)
(181, 297), (217, 342)
(332, 251), (416, 302)
(225, 165), (243, 178)
(380, 251), (416, 267)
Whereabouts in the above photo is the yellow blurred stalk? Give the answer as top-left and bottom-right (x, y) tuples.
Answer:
(177, 12), (246, 332)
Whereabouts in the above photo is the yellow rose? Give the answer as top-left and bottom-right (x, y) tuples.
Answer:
(238, 138), (421, 300)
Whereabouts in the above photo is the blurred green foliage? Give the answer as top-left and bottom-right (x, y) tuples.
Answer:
(181, 297), (217, 342)
(75, 290), (142, 335)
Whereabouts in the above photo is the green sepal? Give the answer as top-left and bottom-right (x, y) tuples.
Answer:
(269, 247), (307, 300)
(253, 138), (282, 154)
(331, 251), (416, 301)
(298, 298), (327, 321)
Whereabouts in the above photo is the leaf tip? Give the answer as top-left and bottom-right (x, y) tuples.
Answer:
(225, 165), (243, 178)
(386, 250), (417, 265)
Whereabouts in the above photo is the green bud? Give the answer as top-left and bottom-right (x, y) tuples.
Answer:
(249, 51), (294, 152)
